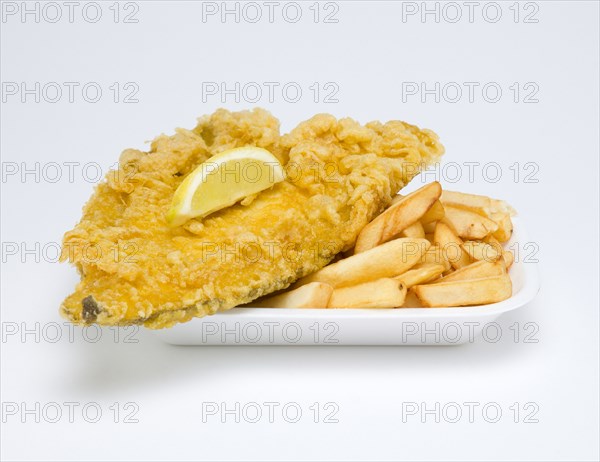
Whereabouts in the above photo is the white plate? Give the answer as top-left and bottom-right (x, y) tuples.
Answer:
(154, 217), (539, 346)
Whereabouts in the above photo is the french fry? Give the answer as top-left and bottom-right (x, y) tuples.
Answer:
(441, 191), (515, 236)
(328, 278), (407, 308)
(490, 211), (513, 242)
(354, 182), (442, 253)
(433, 222), (472, 269)
(418, 244), (451, 271)
(443, 206), (498, 239)
(483, 235), (506, 261)
(490, 198), (516, 216)
(413, 274), (512, 307)
(391, 194), (403, 205)
(440, 190), (491, 216)
(298, 238), (430, 288)
(484, 235), (503, 249)
(434, 260), (506, 283)
(461, 241), (502, 262)
(394, 264), (445, 288)
(401, 290), (424, 308)
(401, 221), (425, 239)
(422, 221), (437, 234)
(442, 190), (515, 223)
(421, 200), (445, 223)
(502, 250), (514, 269)
(251, 282), (333, 308)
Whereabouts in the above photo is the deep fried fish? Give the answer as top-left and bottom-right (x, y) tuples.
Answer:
(60, 109), (443, 328)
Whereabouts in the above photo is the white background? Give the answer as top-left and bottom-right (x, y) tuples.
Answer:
(1, 1), (599, 460)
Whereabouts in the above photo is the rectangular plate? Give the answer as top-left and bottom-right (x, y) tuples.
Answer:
(154, 217), (539, 345)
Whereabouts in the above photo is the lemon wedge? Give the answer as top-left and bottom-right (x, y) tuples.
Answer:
(166, 146), (285, 226)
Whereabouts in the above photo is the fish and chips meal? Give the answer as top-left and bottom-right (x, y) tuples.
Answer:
(60, 109), (515, 329)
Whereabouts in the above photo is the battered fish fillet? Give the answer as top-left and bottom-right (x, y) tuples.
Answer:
(60, 109), (444, 328)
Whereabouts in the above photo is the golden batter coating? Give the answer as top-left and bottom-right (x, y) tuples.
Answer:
(60, 109), (444, 328)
